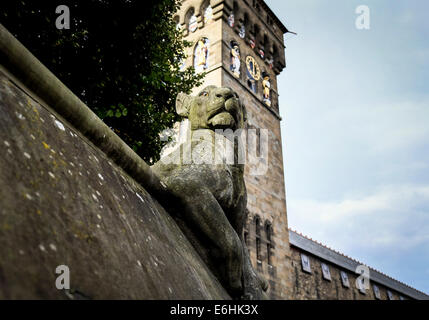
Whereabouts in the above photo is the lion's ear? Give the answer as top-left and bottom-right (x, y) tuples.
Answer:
(176, 93), (192, 117)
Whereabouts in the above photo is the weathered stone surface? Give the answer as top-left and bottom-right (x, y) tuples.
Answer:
(0, 69), (230, 299)
(152, 86), (267, 300)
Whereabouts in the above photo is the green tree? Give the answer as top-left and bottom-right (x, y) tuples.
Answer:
(1, 0), (204, 163)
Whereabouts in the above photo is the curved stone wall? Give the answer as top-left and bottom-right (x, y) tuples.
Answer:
(0, 31), (229, 299)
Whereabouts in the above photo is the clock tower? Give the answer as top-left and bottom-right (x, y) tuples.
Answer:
(174, 0), (292, 299)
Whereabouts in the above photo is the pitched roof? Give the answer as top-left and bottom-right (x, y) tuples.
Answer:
(289, 228), (429, 300)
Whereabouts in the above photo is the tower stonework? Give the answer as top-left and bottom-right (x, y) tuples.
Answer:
(175, 0), (292, 299)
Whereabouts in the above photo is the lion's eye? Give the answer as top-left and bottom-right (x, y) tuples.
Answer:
(200, 91), (208, 97)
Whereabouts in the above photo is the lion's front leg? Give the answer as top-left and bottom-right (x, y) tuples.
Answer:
(170, 182), (244, 297)
(241, 244), (269, 300)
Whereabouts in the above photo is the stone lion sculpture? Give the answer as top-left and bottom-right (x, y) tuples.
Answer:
(151, 85), (267, 299)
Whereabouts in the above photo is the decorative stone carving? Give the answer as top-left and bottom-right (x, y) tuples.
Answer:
(189, 14), (198, 33)
(152, 86), (268, 300)
(249, 38), (256, 49)
(239, 24), (246, 39)
(194, 38), (209, 73)
(262, 73), (271, 106)
(228, 13), (235, 28)
(204, 5), (213, 25)
(230, 41), (241, 78)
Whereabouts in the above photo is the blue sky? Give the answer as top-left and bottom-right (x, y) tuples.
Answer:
(265, 0), (429, 294)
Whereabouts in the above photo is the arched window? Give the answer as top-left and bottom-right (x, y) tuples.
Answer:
(255, 215), (261, 236)
(259, 34), (268, 58)
(201, 0), (213, 26)
(265, 222), (273, 265)
(238, 12), (249, 39)
(253, 24), (260, 46)
(185, 8), (197, 33)
(273, 44), (279, 61)
(233, 1), (239, 16)
(256, 237), (261, 261)
(255, 215), (261, 261)
(265, 222), (272, 242)
(173, 15), (181, 31)
(252, 0), (260, 10)
(228, 1), (238, 28)
(243, 13), (249, 29)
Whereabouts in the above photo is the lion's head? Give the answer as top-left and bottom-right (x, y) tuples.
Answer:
(176, 86), (247, 131)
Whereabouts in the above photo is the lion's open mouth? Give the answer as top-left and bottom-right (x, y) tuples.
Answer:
(208, 112), (236, 128)
(207, 97), (239, 129)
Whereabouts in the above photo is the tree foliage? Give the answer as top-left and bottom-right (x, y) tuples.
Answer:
(1, 0), (203, 163)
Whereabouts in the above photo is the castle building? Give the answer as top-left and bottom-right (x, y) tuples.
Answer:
(174, 0), (428, 300)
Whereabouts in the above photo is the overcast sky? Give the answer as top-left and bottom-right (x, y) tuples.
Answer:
(265, 0), (429, 294)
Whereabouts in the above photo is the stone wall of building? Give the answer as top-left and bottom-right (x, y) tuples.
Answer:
(290, 246), (401, 300)
(288, 230), (429, 300)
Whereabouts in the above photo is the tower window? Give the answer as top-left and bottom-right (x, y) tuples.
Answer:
(265, 223), (271, 242)
(256, 237), (261, 261)
(201, 0), (213, 26)
(255, 215), (261, 236)
(185, 8), (197, 33)
(265, 222), (273, 265)
(255, 216), (261, 261)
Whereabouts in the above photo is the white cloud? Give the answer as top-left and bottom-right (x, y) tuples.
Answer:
(288, 184), (429, 255)
(320, 98), (429, 155)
